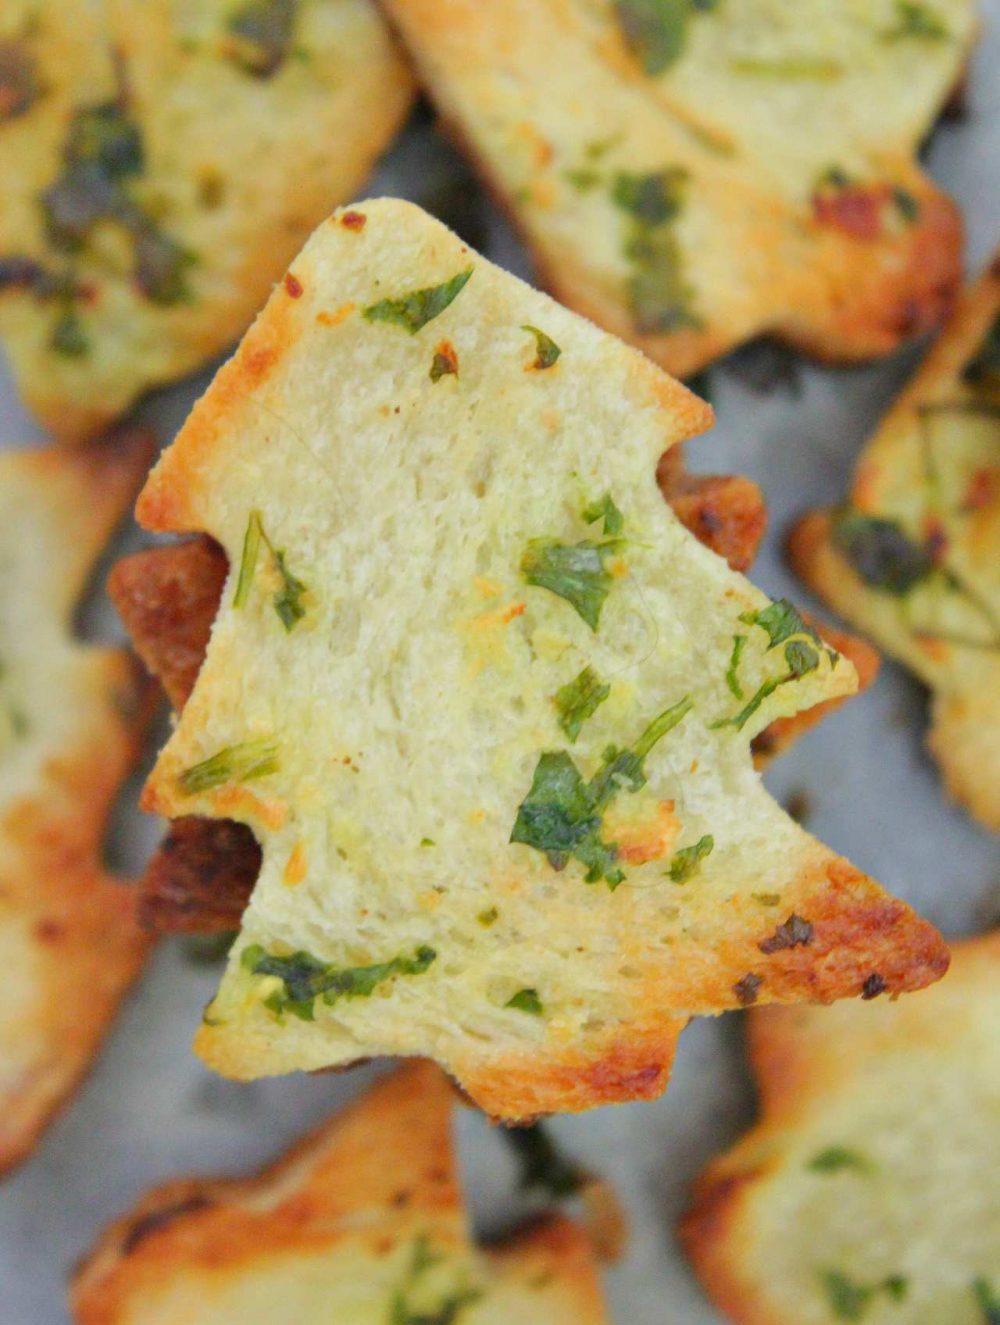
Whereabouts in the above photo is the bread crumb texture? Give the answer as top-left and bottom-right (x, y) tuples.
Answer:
(681, 931), (1000, 1324)
(791, 252), (1000, 832)
(139, 200), (947, 1119)
(0, 0), (414, 442)
(0, 432), (154, 1174)
(71, 1060), (611, 1324)
(381, 0), (971, 376)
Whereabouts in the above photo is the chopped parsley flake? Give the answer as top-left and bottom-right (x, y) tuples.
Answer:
(41, 101), (194, 308)
(612, 170), (686, 226)
(241, 943), (436, 1021)
(882, 1), (949, 41)
(741, 598), (824, 651)
(668, 833), (714, 882)
(363, 267), (473, 334)
(504, 1122), (586, 1198)
(555, 666), (611, 741)
(226, 0), (298, 77)
(582, 493), (625, 536)
(511, 695), (692, 888)
(430, 339), (458, 382)
(521, 536), (623, 631)
(712, 639), (820, 731)
(714, 600), (828, 730)
(807, 1146), (873, 1174)
(522, 324), (561, 369)
(612, 0), (720, 76)
(820, 1270), (907, 1321)
(612, 169), (700, 334)
(506, 987), (544, 1015)
(233, 510), (307, 630)
(179, 738), (279, 794)
(477, 906), (499, 927)
(725, 634), (747, 697)
(974, 1278), (1000, 1324)
(832, 511), (934, 595)
(389, 1237), (481, 1325)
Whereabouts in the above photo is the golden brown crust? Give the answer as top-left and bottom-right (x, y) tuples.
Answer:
(656, 446), (767, 573)
(139, 816), (260, 934)
(0, 430), (156, 1174)
(72, 1061), (611, 1323)
(790, 253), (1000, 831)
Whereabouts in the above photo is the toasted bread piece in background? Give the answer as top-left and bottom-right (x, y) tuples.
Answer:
(379, 0), (969, 378)
(130, 200), (944, 1119)
(680, 931), (1000, 1325)
(791, 254), (1000, 831)
(71, 1060), (611, 1324)
(0, 0), (414, 443)
(0, 431), (155, 1175)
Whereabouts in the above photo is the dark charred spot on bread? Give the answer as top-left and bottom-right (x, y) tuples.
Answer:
(733, 972), (763, 1006)
(861, 973), (888, 1000)
(759, 914), (814, 954)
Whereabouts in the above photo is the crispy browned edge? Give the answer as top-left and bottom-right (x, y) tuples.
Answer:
(376, 0), (965, 378)
(110, 452), (798, 935)
(677, 931), (999, 1325)
(0, 428), (158, 1175)
(71, 1060), (608, 1322)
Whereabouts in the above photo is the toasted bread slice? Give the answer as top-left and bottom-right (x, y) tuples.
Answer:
(133, 200), (945, 1119)
(681, 931), (1000, 1325)
(0, 431), (155, 1174)
(0, 1), (414, 443)
(791, 253), (1000, 831)
(71, 1060), (610, 1324)
(379, 0), (969, 377)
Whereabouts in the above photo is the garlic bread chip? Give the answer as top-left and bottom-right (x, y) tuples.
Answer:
(792, 254), (1000, 831)
(137, 199), (946, 1120)
(72, 1060), (611, 1325)
(0, 0), (414, 444)
(0, 431), (154, 1175)
(379, 0), (969, 377)
(681, 931), (1000, 1325)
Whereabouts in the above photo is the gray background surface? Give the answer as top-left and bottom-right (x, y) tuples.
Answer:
(1, 13), (998, 1321)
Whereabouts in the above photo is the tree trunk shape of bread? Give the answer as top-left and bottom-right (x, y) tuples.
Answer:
(0, 1), (414, 443)
(0, 431), (155, 1173)
(379, 0), (970, 377)
(135, 200), (946, 1120)
(791, 253), (1000, 832)
(72, 1061), (612, 1324)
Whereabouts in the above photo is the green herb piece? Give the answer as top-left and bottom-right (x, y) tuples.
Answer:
(522, 324), (561, 370)
(882, 1), (949, 41)
(506, 987), (544, 1015)
(555, 667), (611, 741)
(832, 510), (934, 595)
(668, 833), (714, 882)
(420, 837), (435, 847)
(226, 0), (298, 77)
(179, 738), (279, 794)
(974, 1278), (1000, 1324)
(712, 638), (819, 731)
(41, 100), (193, 308)
(807, 1146), (873, 1174)
(503, 1122), (586, 1198)
(363, 267), (473, 335)
(820, 1270), (907, 1321)
(0, 39), (41, 122)
(521, 537), (622, 631)
(729, 56), (843, 79)
(477, 906), (499, 927)
(624, 209), (699, 334)
(964, 313), (1000, 393)
(389, 1237), (482, 1325)
(50, 306), (89, 357)
(241, 942), (436, 1021)
(581, 493), (624, 536)
(511, 696), (692, 887)
(725, 635), (747, 697)
(564, 166), (602, 192)
(740, 598), (822, 650)
(612, 169), (686, 226)
(233, 510), (307, 630)
(430, 342), (458, 382)
(892, 187), (920, 223)
(613, 0), (719, 76)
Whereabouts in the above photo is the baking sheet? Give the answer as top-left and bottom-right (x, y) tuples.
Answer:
(2, 12), (999, 1320)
